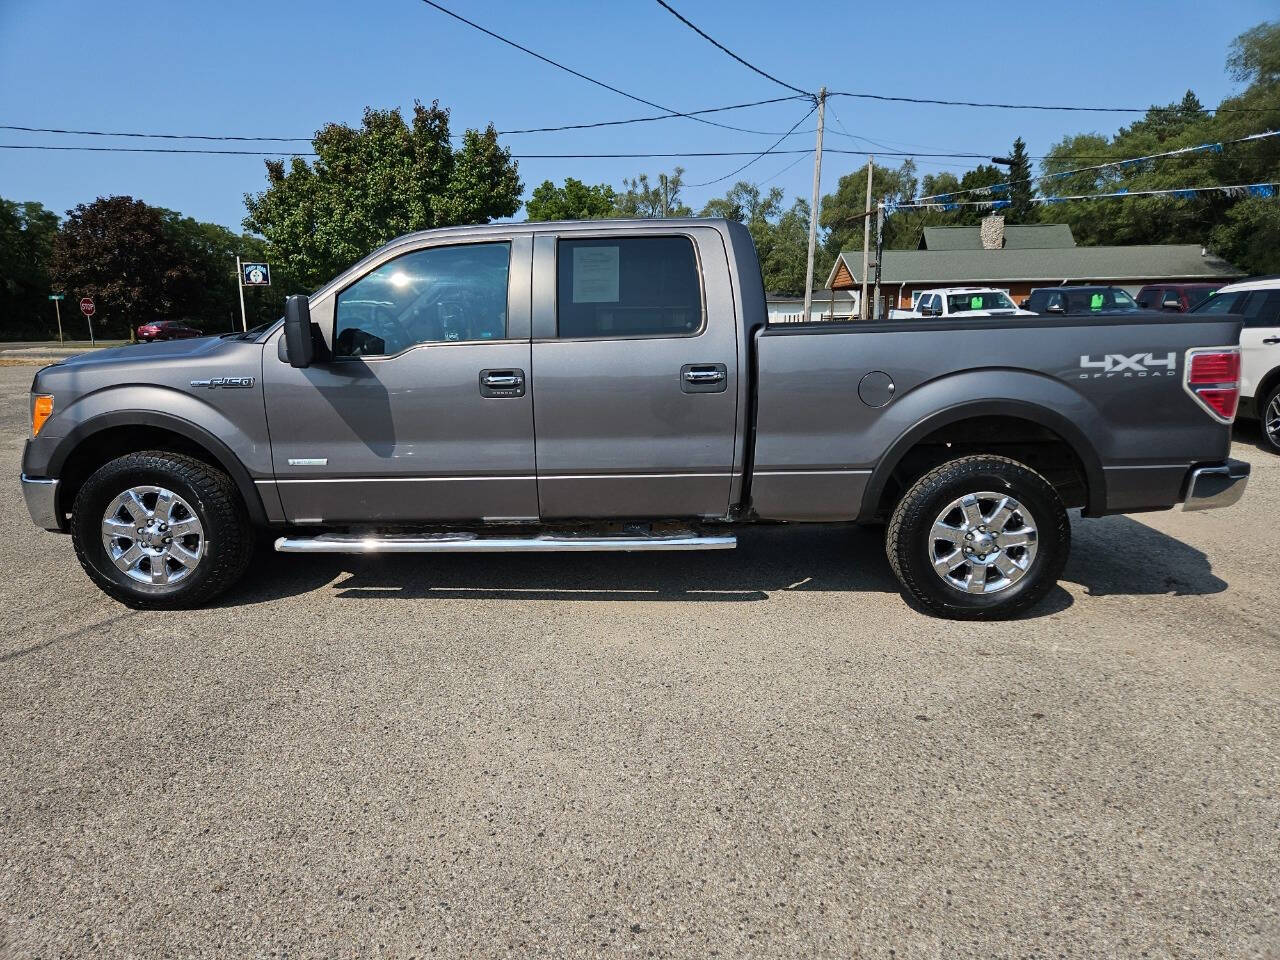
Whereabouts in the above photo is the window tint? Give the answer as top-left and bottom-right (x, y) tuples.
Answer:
(556, 236), (702, 338)
(1241, 290), (1280, 328)
(1191, 290), (1248, 315)
(947, 291), (1016, 312)
(1136, 287), (1159, 308)
(334, 242), (510, 357)
(1185, 286), (1217, 309)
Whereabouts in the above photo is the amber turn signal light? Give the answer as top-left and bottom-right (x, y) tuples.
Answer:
(31, 395), (53, 436)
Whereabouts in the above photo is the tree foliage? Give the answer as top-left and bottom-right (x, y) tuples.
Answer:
(244, 101), (522, 287)
(0, 199), (59, 338)
(615, 168), (693, 218)
(525, 177), (617, 221)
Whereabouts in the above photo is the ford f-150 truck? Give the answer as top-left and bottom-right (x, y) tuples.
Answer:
(20, 219), (1251, 619)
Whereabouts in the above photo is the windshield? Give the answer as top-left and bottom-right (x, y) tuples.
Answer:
(947, 291), (1016, 312)
(1189, 290), (1246, 314)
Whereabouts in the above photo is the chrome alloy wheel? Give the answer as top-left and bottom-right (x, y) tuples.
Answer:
(928, 491), (1039, 595)
(1266, 393), (1280, 448)
(100, 486), (205, 585)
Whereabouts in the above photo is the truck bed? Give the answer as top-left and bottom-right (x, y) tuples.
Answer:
(748, 313), (1243, 522)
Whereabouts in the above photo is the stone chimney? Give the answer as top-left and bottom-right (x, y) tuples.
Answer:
(980, 214), (1005, 250)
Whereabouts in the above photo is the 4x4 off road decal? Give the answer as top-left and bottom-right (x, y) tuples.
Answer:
(1078, 353), (1176, 379)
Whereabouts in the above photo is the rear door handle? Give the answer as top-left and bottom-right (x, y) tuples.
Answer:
(479, 368), (525, 398)
(1263, 337), (1280, 344)
(681, 363), (728, 394)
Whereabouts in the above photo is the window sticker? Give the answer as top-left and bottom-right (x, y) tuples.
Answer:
(572, 246), (620, 303)
(970, 296), (983, 310)
(1090, 293), (1104, 310)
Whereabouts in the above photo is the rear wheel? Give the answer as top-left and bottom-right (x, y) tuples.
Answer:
(1261, 383), (1280, 454)
(71, 451), (254, 608)
(886, 455), (1069, 620)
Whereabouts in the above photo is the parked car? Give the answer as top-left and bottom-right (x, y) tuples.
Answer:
(21, 219), (1249, 620)
(889, 287), (1034, 320)
(1188, 277), (1280, 453)
(1024, 286), (1139, 316)
(136, 320), (204, 342)
(1135, 283), (1221, 313)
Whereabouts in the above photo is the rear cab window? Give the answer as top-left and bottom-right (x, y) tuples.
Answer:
(556, 236), (703, 338)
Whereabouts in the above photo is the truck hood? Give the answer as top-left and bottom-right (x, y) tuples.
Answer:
(49, 334), (242, 371)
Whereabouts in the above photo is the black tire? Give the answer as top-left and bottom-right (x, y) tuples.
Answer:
(1260, 383), (1280, 455)
(886, 455), (1070, 620)
(71, 450), (254, 609)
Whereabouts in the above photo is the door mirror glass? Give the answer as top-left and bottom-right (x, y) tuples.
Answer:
(284, 295), (315, 368)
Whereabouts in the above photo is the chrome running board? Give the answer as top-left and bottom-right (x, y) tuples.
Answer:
(274, 529), (737, 554)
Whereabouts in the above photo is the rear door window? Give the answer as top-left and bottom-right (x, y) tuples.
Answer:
(556, 236), (703, 338)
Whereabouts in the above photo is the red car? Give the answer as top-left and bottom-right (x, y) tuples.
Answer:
(1135, 283), (1221, 313)
(136, 320), (204, 342)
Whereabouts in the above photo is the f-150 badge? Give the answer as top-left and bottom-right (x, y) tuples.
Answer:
(189, 376), (256, 389)
(1078, 353), (1176, 378)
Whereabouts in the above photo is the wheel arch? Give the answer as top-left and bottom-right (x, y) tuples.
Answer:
(861, 400), (1107, 520)
(49, 411), (269, 530)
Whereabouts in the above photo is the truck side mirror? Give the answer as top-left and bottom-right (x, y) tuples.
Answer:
(1045, 302), (1064, 314)
(1162, 293), (1182, 311)
(283, 295), (315, 368)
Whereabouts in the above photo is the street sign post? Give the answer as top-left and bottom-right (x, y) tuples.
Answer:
(234, 258), (270, 332)
(80, 297), (95, 345)
(48, 293), (65, 343)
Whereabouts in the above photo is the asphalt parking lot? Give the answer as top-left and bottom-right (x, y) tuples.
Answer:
(1, 363), (1277, 958)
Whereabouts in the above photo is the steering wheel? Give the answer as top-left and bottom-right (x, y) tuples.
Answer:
(367, 305), (412, 353)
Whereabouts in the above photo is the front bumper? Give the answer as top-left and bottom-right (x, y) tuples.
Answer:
(1182, 458), (1250, 512)
(20, 474), (62, 531)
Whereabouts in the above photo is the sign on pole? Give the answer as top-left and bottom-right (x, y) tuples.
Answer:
(80, 297), (96, 346)
(241, 262), (271, 287)
(49, 294), (64, 343)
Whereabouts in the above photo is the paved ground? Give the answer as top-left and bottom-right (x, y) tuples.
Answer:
(0, 363), (1277, 958)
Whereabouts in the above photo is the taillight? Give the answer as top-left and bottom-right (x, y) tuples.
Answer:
(1184, 347), (1241, 423)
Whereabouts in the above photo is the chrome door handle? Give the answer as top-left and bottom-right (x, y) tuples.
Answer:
(483, 374), (523, 388)
(684, 369), (725, 384)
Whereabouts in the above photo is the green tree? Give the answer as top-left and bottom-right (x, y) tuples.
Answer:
(525, 177), (617, 221)
(820, 159), (922, 258)
(697, 181), (813, 292)
(50, 196), (202, 338)
(1005, 137), (1038, 223)
(244, 101), (522, 287)
(614, 168), (693, 218)
(0, 199), (59, 338)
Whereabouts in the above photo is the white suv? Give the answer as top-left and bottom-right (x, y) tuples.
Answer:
(1191, 278), (1280, 452)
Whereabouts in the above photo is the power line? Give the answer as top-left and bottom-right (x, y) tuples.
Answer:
(909, 129), (1280, 204)
(651, 0), (813, 99)
(889, 181), (1279, 211)
(0, 97), (813, 143)
(758, 150), (813, 186)
(686, 107), (817, 188)
(416, 0), (791, 136)
(830, 91), (1276, 116)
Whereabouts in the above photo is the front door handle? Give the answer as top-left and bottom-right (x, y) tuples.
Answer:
(479, 368), (525, 398)
(681, 363), (728, 394)
(1263, 337), (1280, 344)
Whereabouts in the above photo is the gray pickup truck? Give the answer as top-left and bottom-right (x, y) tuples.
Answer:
(21, 218), (1250, 618)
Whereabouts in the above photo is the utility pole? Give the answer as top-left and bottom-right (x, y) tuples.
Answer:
(873, 201), (885, 319)
(235, 255), (248, 332)
(801, 87), (826, 326)
(860, 157), (873, 319)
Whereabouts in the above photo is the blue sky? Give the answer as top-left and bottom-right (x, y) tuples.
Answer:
(1, 0), (1273, 232)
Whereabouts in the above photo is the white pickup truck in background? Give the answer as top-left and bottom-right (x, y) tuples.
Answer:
(889, 287), (1036, 320)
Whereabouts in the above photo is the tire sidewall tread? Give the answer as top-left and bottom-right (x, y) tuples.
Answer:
(71, 450), (253, 609)
(886, 455), (1070, 621)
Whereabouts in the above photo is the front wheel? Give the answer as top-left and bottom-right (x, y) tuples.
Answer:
(71, 451), (254, 609)
(886, 455), (1070, 620)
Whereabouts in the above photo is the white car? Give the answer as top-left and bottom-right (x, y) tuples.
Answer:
(890, 287), (1036, 320)
(1190, 278), (1280, 453)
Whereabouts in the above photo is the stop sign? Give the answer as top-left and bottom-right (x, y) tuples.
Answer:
(80, 297), (95, 317)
